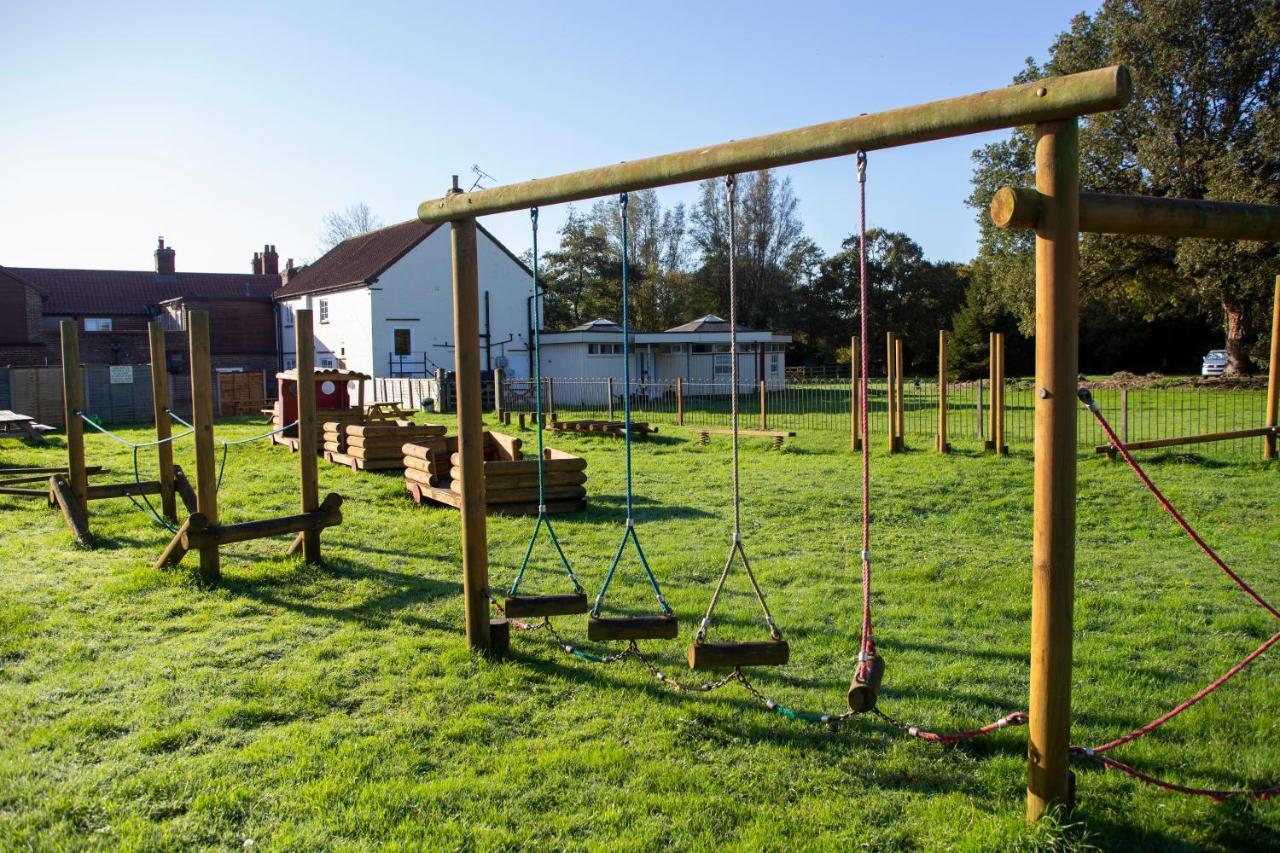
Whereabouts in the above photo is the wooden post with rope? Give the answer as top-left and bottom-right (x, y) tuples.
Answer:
(937, 330), (949, 454)
(1266, 275), (1280, 461)
(147, 320), (177, 521)
(189, 311), (221, 583)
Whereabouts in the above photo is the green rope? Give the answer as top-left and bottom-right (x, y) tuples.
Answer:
(509, 207), (583, 598)
(592, 193), (671, 618)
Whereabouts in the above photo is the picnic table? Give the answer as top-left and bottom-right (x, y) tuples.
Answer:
(0, 410), (51, 444)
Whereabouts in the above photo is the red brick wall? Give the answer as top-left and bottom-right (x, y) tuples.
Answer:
(0, 344), (46, 366)
(186, 299), (276, 355)
(0, 277), (41, 345)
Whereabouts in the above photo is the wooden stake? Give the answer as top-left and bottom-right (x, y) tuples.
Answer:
(895, 337), (905, 450)
(546, 377), (555, 422)
(674, 376), (682, 425)
(296, 310), (321, 563)
(493, 367), (504, 418)
(451, 218), (492, 654)
(188, 310), (220, 583)
(1027, 117), (1079, 823)
(1266, 275), (1280, 460)
(886, 332), (896, 453)
(996, 332), (1007, 456)
(759, 380), (767, 431)
(608, 376), (615, 421)
(937, 330), (949, 453)
(148, 320), (177, 521)
(1121, 387), (1129, 445)
(59, 321), (88, 523)
(988, 331), (997, 448)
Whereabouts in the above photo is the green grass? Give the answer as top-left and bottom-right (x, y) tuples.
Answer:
(1, 417), (1278, 849)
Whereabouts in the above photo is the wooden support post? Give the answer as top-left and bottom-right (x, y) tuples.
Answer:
(608, 376), (615, 421)
(545, 377), (555, 422)
(988, 332), (997, 448)
(451, 218), (493, 654)
(886, 332), (897, 453)
(50, 474), (91, 546)
(996, 333), (1007, 456)
(1266, 275), (1280, 460)
(895, 336), (905, 451)
(977, 378), (984, 439)
(1027, 117), (1079, 823)
(937, 330), (949, 453)
(674, 376), (682, 425)
(296, 309), (321, 563)
(758, 380), (767, 431)
(59, 321), (89, 524)
(188, 310), (220, 583)
(148, 320), (177, 521)
(493, 367), (505, 419)
(1121, 387), (1129, 444)
(850, 335), (861, 452)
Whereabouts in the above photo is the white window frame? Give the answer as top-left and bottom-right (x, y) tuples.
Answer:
(392, 327), (414, 357)
(282, 305), (293, 328)
(318, 299), (330, 324)
(713, 353), (732, 376)
(84, 317), (113, 332)
(587, 342), (622, 356)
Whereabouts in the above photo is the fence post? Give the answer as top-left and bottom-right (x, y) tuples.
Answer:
(433, 368), (445, 413)
(895, 337), (905, 451)
(995, 332), (1007, 456)
(147, 320), (177, 521)
(977, 378), (984, 439)
(1265, 274), (1279, 460)
(850, 335), (861, 452)
(759, 380), (767, 431)
(987, 332), (996, 449)
(937, 330), (949, 454)
(493, 367), (504, 419)
(675, 376), (682, 425)
(59, 322), (88, 519)
(1121, 387), (1129, 443)
(608, 376), (615, 421)
(886, 332), (897, 454)
(546, 377), (555, 423)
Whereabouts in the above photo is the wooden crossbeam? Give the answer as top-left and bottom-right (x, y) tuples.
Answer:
(1094, 425), (1276, 456)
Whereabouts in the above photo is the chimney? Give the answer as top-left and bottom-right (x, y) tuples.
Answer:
(261, 244), (279, 276)
(281, 258), (297, 285)
(251, 252), (262, 274)
(154, 236), (176, 276)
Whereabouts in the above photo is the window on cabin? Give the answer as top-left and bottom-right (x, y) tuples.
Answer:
(393, 328), (412, 356)
(84, 318), (112, 332)
(318, 299), (329, 324)
(713, 354), (732, 376)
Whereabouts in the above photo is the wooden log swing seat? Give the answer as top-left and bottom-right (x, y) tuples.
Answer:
(153, 309), (342, 582)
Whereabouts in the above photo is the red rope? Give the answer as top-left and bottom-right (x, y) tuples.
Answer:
(856, 151), (874, 679)
(1072, 750), (1280, 801)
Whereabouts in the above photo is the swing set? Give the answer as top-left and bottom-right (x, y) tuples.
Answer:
(420, 65), (1280, 820)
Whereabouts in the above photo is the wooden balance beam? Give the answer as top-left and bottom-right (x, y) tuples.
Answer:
(1094, 425), (1277, 458)
(156, 493), (343, 569)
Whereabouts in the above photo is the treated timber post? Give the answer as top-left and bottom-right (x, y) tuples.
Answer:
(296, 310), (321, 563)
(59, 321), (88, 521)
(937, 330), (949, 453)
(1121, 387), (1129, 444)
(546, 377), (555, 424)
(1027, 117), (1080, 823)
(188, 311), (220, 583)
(759, 380), (767, 431)
(996, 333), (1007, 456)
(148, 320), (177, 521)
(988, 332), (997, 448)
(886, 332), (897, 453)
(608, 376), (616, 421)
(493, 367), (504, 419)
(1266, 275), (1280, 460)
(451, 218), (492, 654)
(977, 378), (984, 439)
(895, 337), (905, 450)
(674, 376), (682, 425)
(850, 336), (861, 452)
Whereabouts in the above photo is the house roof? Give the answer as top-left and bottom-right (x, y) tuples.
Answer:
(664, 314), (748, 333)
(0, 265), (47, 297)
(567, 318), (622, 332)
(272, 219), (443, 300)
(6, 267), (280, 316)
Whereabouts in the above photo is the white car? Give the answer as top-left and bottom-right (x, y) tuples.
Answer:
(1201, 348), (1228, 376)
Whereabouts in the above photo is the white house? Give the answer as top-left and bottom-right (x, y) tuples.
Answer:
(536, 315), (791, 404)
(274, 219), (533, 378)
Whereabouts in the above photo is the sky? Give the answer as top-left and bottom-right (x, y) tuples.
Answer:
(0, 0), (1103, 275)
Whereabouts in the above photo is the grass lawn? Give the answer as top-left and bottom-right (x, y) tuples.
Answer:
(1, 417), (1278, 849)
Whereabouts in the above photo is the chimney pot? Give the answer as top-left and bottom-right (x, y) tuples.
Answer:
(154, 236), (176, 276)
(260, 243), (279, 276)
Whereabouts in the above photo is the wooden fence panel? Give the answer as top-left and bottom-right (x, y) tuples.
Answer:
(9, 366), (64, 427)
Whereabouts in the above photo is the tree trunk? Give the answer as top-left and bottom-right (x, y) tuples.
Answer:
(1223, 295), (1253, 376)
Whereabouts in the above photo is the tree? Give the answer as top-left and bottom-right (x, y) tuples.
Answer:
(968, 0), (1280, 374)
(320, 203), (383, 252)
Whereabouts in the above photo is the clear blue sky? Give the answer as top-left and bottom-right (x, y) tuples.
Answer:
(0, 0), (1101, 274)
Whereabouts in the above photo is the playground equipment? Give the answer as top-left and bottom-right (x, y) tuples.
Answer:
(422, 64), (1280, 817)
(154, 310), (343, 582)
(402, 430), (587, 515)
(48, 320), (197, 546)
(985, 332), (1008, 455)
(696, 427), (793, 450)
(548, 419), (658, 439)
(270, 368), (369, 452)
(324, 419), (446, 471)
(1089, 277), (1280, 460)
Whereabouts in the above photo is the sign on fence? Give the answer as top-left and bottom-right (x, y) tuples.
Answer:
(109, 365), (134, 384)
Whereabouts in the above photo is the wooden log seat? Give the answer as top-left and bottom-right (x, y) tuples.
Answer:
(687, 639), (790, 670)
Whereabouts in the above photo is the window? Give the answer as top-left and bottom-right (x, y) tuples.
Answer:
(766, 343), (786, 353)
(770, 354), (780, 372)
(318, 299), (329, 324)
(691, 344), (711, 354)
(587, 343), (623, 356)
(713, 354), (732, 376)
(85, 318), (113, 332)
(284, 358), (296, 370)
(658, 344), (685, 354)
(393, 328), (412, 356)
(320, 357), (335, 368)
(713, 343), (731, 353)
(282, 306), (293, 328)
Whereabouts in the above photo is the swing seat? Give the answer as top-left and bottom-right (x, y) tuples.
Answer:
(687, 639), (789, 670)
(587, 614), (678, 641)
(847, 652), (886, 713)
(503, 593), (590, 619)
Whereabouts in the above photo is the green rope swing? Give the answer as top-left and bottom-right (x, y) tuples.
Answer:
(591, 192), (672, 619)
(507, 207), (585, 598)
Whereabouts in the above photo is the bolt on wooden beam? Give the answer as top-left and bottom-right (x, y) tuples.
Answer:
(419, 67), (1130, 223)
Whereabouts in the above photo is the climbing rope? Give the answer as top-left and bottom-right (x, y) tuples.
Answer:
(855, 151), (876, 680)
(76, 412), (193, 531)
(591, 192), (672, 618)
(506, 207), (585, 600)
(1072, 388), (1280, 800)
(694, 174), (782, 644)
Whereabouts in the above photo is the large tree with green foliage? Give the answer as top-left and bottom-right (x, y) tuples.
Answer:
(968, 0), (1280, 374)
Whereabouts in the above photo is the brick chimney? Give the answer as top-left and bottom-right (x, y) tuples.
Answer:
(154, 237), (176, 275)
(261, 244), (279, 276)
(280, 258), (297, 285)
(251, 252), (263, 274)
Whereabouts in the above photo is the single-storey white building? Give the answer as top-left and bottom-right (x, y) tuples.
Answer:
(274, 219), (533, 378)
(536, 315), (790, 403)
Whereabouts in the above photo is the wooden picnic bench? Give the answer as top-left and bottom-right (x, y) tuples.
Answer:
(0, 410), (52, 444)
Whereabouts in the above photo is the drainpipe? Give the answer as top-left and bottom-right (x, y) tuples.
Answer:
(484, 290), (492, 373)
